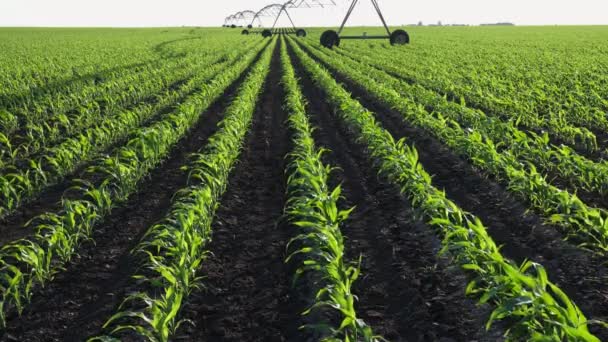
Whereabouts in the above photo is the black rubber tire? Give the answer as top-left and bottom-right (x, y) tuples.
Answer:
(247, 24), (253, 29)
(296, 29), (307, 37)
(262, 29), (272, 38)
(230, 24), (236, 29)
(320, 30), (340, 49)
(242, 29), (249, 35)
(390, 29), (410, 45)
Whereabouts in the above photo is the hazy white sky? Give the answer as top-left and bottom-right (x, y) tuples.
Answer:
(0, 0), (606, 27)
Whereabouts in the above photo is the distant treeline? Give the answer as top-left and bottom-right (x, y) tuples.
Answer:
(480, 22), (515, 26)
(406, 22), (515, 27)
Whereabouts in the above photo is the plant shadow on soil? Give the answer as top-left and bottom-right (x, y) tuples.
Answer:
(293, 39), (608, 340)
(0, 44), (268, 342)
(175, 39), (296, 341)
(287, 39), (503, 341)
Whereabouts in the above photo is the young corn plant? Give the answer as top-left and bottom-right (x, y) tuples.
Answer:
(324, 43), (608, 199)
(0, 40), (269, 330)
(338, 36), (602, 152)
(296, 39), (608, 254)
(288, 36), (600, 341)
(280, 39), (380, 342)
(0, 43), (261, 220)
(2, 48), (206, 162)
(89, 39), (276, 342)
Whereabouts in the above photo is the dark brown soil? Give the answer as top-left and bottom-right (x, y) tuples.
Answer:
(2, 36), (606, 342)
(336, 48), (608, 162)
(0, 57), (237, 247)
(288, 40), (500, 341)
(175, 40), (294, 342)
(295, 40), (608, 340)
(333, 48), (608, 208)
(0, 49), (263, 342)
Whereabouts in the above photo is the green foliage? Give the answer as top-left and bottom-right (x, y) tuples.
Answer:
(91, 38), (276, 342)
(296, 37), (608, 254)
(288, 35), (600, 341)
(280, 38), (380, 342)
(0, 35), (269, 330)
(0, 38), (261, 220)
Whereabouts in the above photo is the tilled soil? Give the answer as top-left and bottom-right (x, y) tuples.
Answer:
(0, 60), (230, 247)
(288, 40), (499, 341)
(336, 48), (608, 208)
(175, 40), (294, 342)
(337, 47), (608, 163)
(3, 36), (607, 342)
(295, 40), (608, 340)
(0, 49), (263, 342)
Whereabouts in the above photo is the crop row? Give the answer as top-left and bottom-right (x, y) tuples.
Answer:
(0, 40), (263, 220)
(1, 51), (183, 139)
(0, 30), (218, 136)
(0, 38), (269, 328)
(91, 37), (276, 342)
(330, 46), (608, 200)
(288, 36), (599, 341)
(1, 50), (208, 168)
(280, 38), (378, 342)
(0, 29), (173, 108)
(0, 38), (259, 168)
(295, 39), (608, 254)
(342, 33), (608, 151)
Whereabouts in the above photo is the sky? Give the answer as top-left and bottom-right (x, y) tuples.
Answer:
(0, 0), (607, 27)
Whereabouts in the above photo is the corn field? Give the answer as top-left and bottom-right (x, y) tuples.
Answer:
(0, 26), (607, 341)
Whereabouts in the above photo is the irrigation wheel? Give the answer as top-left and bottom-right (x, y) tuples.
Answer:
(262, 29), (273, 38)
(242, 29), (250, 35)
(320, 30), (340, 48)
(296, 29), (307, 37)
(390, 29), (410, 45)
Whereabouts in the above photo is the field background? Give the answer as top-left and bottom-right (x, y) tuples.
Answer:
(0, 25), (607, 341)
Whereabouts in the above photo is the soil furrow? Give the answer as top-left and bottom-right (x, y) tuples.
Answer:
(288, 42), (498, 341)
(175, 41), (293, 342)
(297, 42), (608, 339)
(341, 49), (608, 162)
(337, 50), (608, 208)
(0, 60), (233, 247)
(0, 51), (262, 342)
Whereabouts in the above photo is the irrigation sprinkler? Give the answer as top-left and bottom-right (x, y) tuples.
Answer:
(320, 0), (409, 48)
(271, 1), (301, 35)
(240, 4), (282, 35)
(225, 14), (241, 28)
(239, 0), (336, 37)
(267, 0), (335, 36)
(231, 11), (260, 34)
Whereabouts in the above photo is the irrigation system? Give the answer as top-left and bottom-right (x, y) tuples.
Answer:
(224, 0), (409, 47)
